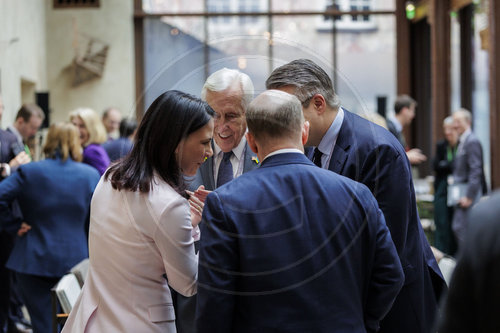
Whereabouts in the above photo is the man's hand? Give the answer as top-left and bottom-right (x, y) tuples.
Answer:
(192, 185), (211, 202)
(9, 151), (30, 169)
(17, 222), (31, 237)
(406, 148), (427, 165)
(186, 185), (212, 228)
(458, 196), (473, 209)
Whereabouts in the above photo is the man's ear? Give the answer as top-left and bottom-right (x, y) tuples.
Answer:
(246, 132), (258, 155)
(311, 94), (327, 114)
(302, 121), (310, 146)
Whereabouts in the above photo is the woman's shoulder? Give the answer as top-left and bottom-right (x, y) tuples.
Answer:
(149, 177), (188, 212)
(84, 143), (106, 154)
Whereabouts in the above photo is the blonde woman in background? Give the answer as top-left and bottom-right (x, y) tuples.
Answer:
(70, 108), (110, 175)
(0, 122), (100, 333)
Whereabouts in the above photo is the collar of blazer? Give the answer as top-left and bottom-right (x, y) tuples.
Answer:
(258, 152), (312, 169)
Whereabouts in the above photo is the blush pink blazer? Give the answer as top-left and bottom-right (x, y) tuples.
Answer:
(62, 176), (198, 333)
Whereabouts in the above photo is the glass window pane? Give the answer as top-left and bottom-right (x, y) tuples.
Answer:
(143, 17), (207, 108)
(271, 0), (324, 11)
(271, 15), (333, 77)
(142, 0), (204, 14)
(335, 14), (396, 116)
(450, 13), (461, 113)
(207, 16), (271, 92)
(272, 0), (395, 12)
(472, 6), (490, 186)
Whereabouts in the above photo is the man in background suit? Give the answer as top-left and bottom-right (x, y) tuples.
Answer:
(450, 108), (486, 244)
(101, 107), (122, 140)
(432, 116), (459, 256)
(0, 95), (31, 333)
(266, 59), (445, 333)
(387, 95), (426, 165)
(7, 103), (44, 161)
(438, 190), (500, 333)
(196, 90), (404, 333)
(175, 68), (258, 333)
(102, 118), (137, 162)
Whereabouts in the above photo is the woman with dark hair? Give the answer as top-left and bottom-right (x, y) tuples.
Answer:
(0, 122), (100, 333)
(62, 91), (214, 333)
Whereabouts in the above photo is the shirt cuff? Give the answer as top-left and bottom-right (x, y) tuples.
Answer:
(1, 163), (11, 177)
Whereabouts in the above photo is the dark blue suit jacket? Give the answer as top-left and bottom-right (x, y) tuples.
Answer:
(176, 142), (259, 333)
(0, 129), (19, 235)
(102, 137), (133, 162)
(196, 152), (404, 333)
(0, 129), (17, 166)
(0, 157), (100, 277)
(317, 110), (446, 332)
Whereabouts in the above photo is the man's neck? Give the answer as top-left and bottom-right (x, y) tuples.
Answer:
(395, 114), (405, 127)
(316, 107), (338, 145)
(257, 140), (303, 162)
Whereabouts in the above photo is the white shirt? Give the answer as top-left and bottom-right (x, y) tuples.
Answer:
(213, 136), (247, 182)
(388, 115), (403, 133)
(457, 128), (472, 155)
(315, 107), (345, 169)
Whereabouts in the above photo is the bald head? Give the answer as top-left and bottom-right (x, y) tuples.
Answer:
(247, 90), (304, 142)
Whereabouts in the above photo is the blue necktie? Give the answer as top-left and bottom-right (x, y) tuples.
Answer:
(312, 147), (323, 168)
(217, 151), (234, 187)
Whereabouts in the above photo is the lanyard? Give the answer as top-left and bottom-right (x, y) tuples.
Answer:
(446, 145), (456, 162)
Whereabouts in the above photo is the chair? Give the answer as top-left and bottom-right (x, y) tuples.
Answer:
(438, 255), (457, 286)
(51, 273), (82, 333)
(70, 258), (89, 288)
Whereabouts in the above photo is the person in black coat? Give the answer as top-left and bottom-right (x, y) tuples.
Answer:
(433, 116), (458, 256)
(438, 190), (500, 332)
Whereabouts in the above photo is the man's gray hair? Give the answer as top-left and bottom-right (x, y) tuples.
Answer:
(201, 68), (254, 110)
(247, 90), (304, 139)
(453, 108), (472, 124)
(265, 59), (340, 109)
(443, 116), (454, 126)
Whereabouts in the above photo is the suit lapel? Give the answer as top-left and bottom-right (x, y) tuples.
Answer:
(204, 156), (216, 190)
(242, 142), (259, 173)
(327, 111), (352, 174)
(329, 145), (348, 174)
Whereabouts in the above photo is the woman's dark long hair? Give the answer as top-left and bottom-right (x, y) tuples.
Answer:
(105, 90), (214, 193)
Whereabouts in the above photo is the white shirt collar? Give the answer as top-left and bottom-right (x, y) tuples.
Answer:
(263, 148), (303, 162)
(8, 125), (23, 144)
(317, 107), (344, 157)
(459, 128), (472, 143)
(389, 115), (403, 133)
(214, 135), (247, 161)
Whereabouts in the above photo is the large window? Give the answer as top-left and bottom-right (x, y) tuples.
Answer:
(140, 0), (396, 117)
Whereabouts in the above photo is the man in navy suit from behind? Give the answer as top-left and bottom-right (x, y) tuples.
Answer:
(175, 68), (259, 333)
(266, 59), (446, 333)
(196, 90), (404, 333)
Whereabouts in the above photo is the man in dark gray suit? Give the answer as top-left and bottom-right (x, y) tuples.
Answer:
(176, 68), (259, 333)
(451, 108), (487, 244)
